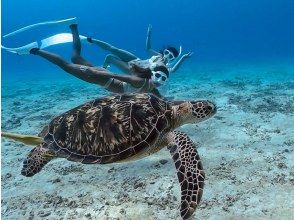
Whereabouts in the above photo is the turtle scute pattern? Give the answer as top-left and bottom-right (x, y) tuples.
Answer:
(43, 94), (172, 163)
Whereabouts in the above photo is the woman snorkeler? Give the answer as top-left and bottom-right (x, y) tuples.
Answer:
(87, 24), (193, 75)
(26, 24), (168, 97)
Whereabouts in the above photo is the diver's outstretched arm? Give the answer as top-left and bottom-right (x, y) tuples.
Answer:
(169, 52), (193, 73)
(146, 24), (161, 57)
(88, 37), (138, 62)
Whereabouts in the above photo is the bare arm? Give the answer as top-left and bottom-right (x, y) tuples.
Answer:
(169, 52), (193, 73)
(146, 24), (161, 56)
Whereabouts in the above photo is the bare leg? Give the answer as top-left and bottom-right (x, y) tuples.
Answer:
(88, 37), (138, 62)
(30, 48), (124, 93)
(103, 54), (131, 74)
(70, 24), (94, 67)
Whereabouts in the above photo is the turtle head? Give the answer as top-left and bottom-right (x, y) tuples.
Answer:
(189, 100), (216, 122)
(172, 100), (216, 127)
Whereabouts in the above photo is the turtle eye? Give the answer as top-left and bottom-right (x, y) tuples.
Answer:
(162, 76), (167, 81)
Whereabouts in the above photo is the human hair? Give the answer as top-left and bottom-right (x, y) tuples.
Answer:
(166, 46), (179, 58)
(130, 64), (153, 79)
(153, 66), (169, 77)
(159, 46), (179, 58)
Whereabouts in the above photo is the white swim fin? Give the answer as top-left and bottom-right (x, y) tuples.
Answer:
(40, 33), (89, 49)
(1, 41), (39, 55)
(3, 17), (77, 38)
(2, 33), (89, 54)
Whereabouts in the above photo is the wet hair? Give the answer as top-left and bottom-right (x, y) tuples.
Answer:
(130, 64), (152, 79)
(153, 66), (169, 77)
(159, 46), (179, 58)
(166, 46), (179, 58)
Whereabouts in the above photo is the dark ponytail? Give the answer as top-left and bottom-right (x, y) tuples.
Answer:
(130, 64), (153, 79)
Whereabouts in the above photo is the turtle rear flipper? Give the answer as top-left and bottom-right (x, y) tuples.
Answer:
(21, 143), (56, 177)
(167, 131), (205, 219)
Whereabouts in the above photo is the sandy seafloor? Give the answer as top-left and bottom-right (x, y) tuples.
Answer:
(1, 62), (294, 220)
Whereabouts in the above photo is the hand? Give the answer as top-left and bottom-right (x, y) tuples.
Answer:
(182, 52), (193, 59)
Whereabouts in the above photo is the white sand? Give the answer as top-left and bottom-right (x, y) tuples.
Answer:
(1, 64), (294, 219)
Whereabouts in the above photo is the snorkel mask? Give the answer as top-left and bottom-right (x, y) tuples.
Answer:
(151, 71), (168, 86)
(163, 49), (175, 63)
(163, 46), (182, 66)
(151, 66), (169, 86)
(163, 49), (176, 63)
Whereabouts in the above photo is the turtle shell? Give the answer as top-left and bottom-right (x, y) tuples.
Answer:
(42, 93), (172, 164)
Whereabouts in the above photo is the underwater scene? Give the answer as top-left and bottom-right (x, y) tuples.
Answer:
(1, 0), (294, 219)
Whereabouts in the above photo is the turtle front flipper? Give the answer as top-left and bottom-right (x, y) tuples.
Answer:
(166, 131), (205, 220)
(22, 143), (56, 177)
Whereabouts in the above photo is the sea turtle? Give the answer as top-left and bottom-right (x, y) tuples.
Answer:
(2, 93), (216, 219)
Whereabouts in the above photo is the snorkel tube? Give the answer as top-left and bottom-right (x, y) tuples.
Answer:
(1, 17), (89, 54)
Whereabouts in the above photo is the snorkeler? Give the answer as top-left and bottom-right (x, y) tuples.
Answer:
(87, 24), (193, 75)
(14, 24), (167, 97)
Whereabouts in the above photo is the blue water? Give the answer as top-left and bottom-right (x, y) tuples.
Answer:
(2, 0), (294, 74)
(1, 0), (294, 219)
